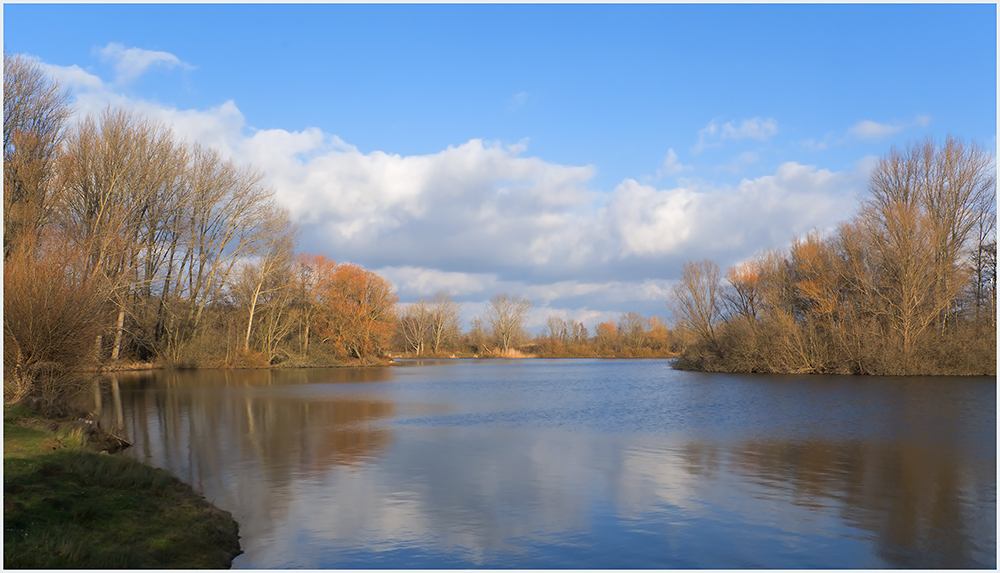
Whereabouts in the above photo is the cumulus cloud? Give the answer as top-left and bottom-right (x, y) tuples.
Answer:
(848, 114), (931, 141)
(605, 162), (860, 262)
(694, 117), (778, 153)
(95, 42), (193, 85)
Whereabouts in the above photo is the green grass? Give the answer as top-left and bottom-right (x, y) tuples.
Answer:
(4, 414), (241, 568)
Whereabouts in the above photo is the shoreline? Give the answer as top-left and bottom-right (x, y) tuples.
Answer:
(3, 406), (242, 568)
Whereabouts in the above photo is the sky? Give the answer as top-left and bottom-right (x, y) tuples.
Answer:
(4, 4), (997, 333)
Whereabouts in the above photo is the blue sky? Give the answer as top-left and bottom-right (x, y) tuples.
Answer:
(4, 4), (997, 331)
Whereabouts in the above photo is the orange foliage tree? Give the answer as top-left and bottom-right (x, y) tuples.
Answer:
(645, 316), (675, 353)
(593, 321), (620, 353)
(789, 233), (842, 327)
(315, 263), (398, 361)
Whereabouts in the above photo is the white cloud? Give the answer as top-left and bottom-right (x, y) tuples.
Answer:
(95, 42), (193, 85)
(605, 180), (698, 257)
(694, 117), (778, 153)
(605, 162), (860, 259)
(849, 119), (903, 140)
(657, 148), (689, 177)
(38, 61), (104, 91)
(848, 114), (931, 141)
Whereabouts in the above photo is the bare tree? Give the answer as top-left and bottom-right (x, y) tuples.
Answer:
(867, 137), (996, 330)
(3, 51), (70, 261)
(969, 180), (997, 323)
(855, 137), (996, 363)
(546, 316), (568, 342)
(179, 145), (278, 332)
(238, 209), (297, 352)
(618, 312), (647, 349)
(465, 317), (488, 355)
(485, 293), (533, 353)
(428, 292), (461, 353)
(668, 259), (722, 344)
(723, 259), (763, 320)
(399, 300), (430, 355)
(54, 108), (190, 361)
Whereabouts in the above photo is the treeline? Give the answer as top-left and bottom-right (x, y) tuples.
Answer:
(3, 53), (397, 407)
(529, 313), (678, 358)
(669, 137), (996, 376)
(393, 293), (678, 358)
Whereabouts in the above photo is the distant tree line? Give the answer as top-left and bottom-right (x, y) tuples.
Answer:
(3, 53), (397, 408)
(669, 137), (996, 376)
(393, 293), (679, 359)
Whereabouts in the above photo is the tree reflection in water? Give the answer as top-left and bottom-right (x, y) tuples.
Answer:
(96, 368), (396, 552)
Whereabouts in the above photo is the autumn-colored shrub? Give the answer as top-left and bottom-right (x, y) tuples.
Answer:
(3, 246), (103, 406)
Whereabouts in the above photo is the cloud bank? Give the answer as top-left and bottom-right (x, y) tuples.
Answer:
(43, 51), (866, 330)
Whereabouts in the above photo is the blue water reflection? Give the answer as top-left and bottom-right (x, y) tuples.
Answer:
(99, 359), (996, 568)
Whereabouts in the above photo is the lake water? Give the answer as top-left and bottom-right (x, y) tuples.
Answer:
(97, 359), (996, 568)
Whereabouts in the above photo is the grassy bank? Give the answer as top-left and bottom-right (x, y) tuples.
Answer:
(3, 407), (241, 568)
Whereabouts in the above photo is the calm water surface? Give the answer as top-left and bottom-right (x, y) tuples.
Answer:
(97, 359), (996, 568)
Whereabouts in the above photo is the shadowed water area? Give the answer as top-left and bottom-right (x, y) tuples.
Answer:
(95, 359), (996, 568)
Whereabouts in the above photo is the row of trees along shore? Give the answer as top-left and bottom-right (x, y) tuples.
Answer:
(4, 51), (994, 413)
(669, 137), (996, 376)
(3, 53), (399, 409)
(395, 293), (680, 359)
(2, 49), (675, 413)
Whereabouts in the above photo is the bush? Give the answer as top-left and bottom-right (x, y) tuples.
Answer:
(3, 248), (104, 406)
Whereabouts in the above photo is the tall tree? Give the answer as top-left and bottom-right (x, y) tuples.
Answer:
(485, 293), (533, 353)
(668, 259), (722, 344)
(54, 108), (189, 360)
(399, 300), (430, 356)
(237, 210), (297, 353)
(723, 259), (763, 320)
(546, 316), (568, 343)
(618, 312), (647, 350)
(289, 253), (338, 357)
(858, 137), (995, 362)
(427, 293), (462, 353)
(318, 264), (398, 360)
(3, 51), (70, 261)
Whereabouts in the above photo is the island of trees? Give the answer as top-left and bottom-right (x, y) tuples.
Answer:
(668, 137), (996, 376)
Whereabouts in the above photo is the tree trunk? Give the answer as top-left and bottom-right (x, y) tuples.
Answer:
(110, 304), (126, 360)
(245, 282), (262, 352)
